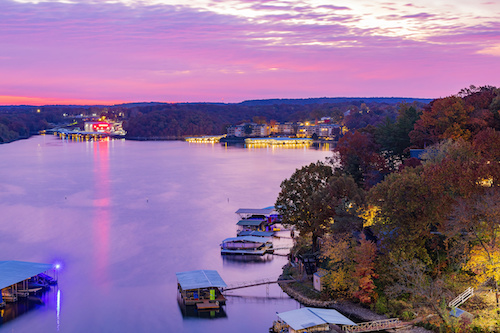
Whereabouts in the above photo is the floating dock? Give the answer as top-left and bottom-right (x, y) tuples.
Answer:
(0, 261), (57, 305)
(176, 270), (227, 309)
(185, 135), (226, 143)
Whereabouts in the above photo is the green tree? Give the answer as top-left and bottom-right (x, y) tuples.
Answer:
(369, 166), (439, 263)
(275, 162), (333, 252)
(375, 103), (421, 169)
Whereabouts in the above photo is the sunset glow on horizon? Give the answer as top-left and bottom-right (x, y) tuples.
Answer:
(1, 0), (499, 105)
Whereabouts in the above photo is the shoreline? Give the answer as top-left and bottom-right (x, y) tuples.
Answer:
(278, 274), (433, 332)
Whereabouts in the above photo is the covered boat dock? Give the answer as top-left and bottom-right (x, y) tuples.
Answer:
(0, 260), (56, 305)
(176, 270), (227, 310)
(220, 236), (273, 255)
(235, 207), (281, 233)
(273, 307), (357, 333)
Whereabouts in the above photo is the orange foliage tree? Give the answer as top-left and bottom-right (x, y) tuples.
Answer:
(352, 234), (378, 304)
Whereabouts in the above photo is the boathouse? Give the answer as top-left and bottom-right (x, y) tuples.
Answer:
(235, 207), (281, 233)
(236, 218), (269, 232)
(220, 236), (273, 255)
(273, 307), (357, 333)
(176, 270), (227, 310)
(0, 260), (56, 304)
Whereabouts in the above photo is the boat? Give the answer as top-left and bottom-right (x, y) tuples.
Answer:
(220, 236), (274, 255)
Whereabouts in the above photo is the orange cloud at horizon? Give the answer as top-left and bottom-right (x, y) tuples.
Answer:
(0, 95), (133, 106)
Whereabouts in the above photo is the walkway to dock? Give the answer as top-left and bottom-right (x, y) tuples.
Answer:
(342, 318), (408, 332)
(223, 278), (294, 291)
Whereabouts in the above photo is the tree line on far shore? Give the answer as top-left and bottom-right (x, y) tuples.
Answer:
(0, 98), (430, 143)
(275, 85), (500, 332)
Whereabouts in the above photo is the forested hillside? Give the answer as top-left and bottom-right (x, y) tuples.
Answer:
(0, 97), (429, 142)
(276, 85), (500, 332)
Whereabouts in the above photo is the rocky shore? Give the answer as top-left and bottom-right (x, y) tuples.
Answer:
(278, 279), (433, 333)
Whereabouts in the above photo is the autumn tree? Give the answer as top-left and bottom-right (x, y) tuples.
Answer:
(410, 96), (474, 147)
(472, 128), (500, 162)
(321, 235), (355, 297)
(445, 188), (500, 312)
(385, 258), (453, 326)
(352, 234), (378, 304)
(335, 130), (387, 188)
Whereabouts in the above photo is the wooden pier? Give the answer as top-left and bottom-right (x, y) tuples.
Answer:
(223, 278), (294, 291)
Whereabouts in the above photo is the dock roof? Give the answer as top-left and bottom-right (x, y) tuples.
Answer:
(222, 236), (271, 243)
(236, 218), (266, 226)
(277, 307), (356, 330)
(238, 230), (274, 237)
(0, 260), (53, 290)
(176, 270), (227, 290)
(235, 208), (275, 215)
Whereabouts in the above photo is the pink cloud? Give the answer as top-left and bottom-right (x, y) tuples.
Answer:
(0, 0), (499, 104)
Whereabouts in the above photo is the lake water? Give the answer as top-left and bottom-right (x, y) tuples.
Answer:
(0, 135), (331, 332)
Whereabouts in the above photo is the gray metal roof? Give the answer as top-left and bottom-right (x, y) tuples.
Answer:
(0, 260), (54, 290)
(221, 236), (271, 243)
(277, 307), (356, 330)
(236, 218), (266, 226)
(176, 270), (227, 290)
(238, 230), (274, 237)
(235, 208), (275, 215)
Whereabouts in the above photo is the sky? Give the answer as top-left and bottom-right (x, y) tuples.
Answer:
(0, 0), (499, 105)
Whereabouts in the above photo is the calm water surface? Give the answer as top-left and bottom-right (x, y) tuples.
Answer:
(0, 136), (331, 332)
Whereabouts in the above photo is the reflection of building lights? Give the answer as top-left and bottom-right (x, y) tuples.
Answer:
(56, 289), (61, 331)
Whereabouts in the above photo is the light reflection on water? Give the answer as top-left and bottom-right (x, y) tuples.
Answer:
(0, 136), (331, 332)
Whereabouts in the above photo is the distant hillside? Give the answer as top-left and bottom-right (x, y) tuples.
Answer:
(0, 97), (434, 142)
(239, 97), (433, 106)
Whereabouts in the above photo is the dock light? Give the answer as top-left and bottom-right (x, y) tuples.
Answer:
(55, 264), (61, 270)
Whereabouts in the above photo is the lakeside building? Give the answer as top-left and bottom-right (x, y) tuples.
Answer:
(227, 123), (270, 137)
(227, 118), (340, 140)
(270, 122), (296, 136)
(84, 121), (125, 135)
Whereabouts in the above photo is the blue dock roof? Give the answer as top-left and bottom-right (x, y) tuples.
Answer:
(176, 270), (227, 290)
(235, 208), (275, 215)
(277, 307), (356, 330)
(0, 260), (54, 290)
(236, 218), (266, 226)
